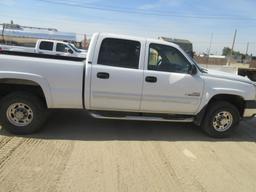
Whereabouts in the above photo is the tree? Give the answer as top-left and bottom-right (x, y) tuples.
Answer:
(222, 47), (232, 56)
(222, 47), (245, 58)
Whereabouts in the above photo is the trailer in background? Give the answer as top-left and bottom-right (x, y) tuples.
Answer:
(0, 22), (77, 47)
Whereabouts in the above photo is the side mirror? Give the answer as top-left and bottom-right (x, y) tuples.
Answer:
(189, 65), (197, 75)
(68, 49), (74, 54)
(64, 48), (74, 54)
(64, 47), (69, 53)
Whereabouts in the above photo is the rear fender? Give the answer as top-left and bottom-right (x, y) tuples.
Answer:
(0, 71), (53, 107)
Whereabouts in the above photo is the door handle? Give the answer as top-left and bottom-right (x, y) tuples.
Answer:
(145, 76), (157, 83)
(97, 72), (110, 79)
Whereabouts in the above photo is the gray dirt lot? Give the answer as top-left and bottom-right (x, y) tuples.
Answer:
(0, 110), (256, 192)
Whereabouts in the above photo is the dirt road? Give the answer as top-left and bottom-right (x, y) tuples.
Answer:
(0, 110), (256, 192)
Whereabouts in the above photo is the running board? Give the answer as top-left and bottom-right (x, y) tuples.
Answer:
(89, 112), (194, 123)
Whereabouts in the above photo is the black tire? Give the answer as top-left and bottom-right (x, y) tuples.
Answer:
(201, 101), (240, 138)
(0, 92), (47, 134)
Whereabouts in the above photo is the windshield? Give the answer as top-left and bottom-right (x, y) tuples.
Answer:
(69, 43), (81, 53)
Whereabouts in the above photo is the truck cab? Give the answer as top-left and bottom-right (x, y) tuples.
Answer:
(84, 33), (256, 137)
(86, 34), (202, 114)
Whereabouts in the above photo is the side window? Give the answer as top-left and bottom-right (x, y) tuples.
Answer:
(98, 38), (141, 69)
(148, 44), (191, 74)
(39, 41), (53, 51)
(56, 43), (68, 52)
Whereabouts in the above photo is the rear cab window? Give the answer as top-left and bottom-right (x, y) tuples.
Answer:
(97, 38), (141, 69)
(39, 41), (54, 51)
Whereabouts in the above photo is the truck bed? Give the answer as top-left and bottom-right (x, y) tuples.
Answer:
(0, 54), (85, 108)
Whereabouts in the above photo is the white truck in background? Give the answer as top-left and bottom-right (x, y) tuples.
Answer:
(0, 39), (87, 58)
(0, 33), (256, 138)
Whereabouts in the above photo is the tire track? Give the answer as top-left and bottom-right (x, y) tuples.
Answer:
(137, 142), (185, 192)
(0, 137), (26, 169)
(0, 138), (74, 192)
(0, 136), (14, 149)
(153, 142), (207, 192)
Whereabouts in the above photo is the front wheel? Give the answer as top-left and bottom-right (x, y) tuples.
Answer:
(201, 101), (240, 138)
(0, 92), (47, 134)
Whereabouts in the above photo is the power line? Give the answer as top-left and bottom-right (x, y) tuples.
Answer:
(1, 13), (255, 46)
(0, 13), (245, 37)
(37, 0), (256, 21)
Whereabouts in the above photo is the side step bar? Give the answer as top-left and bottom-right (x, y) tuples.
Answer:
(89, 112), (194, 123)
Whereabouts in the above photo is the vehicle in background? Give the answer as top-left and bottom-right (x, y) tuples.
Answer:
(0, 39), (87, 58)
(237, 66), (256, 82)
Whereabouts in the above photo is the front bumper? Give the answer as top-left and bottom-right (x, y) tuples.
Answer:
(244, 101), (256, 118)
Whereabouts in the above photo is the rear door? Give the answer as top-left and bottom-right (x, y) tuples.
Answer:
(90, 37), (144, 111)
(38, 41), (54, 55)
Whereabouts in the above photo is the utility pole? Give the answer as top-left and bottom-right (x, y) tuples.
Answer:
(207, 33), (213, 56)
(206, 33), (213, 67)
(228, 29), (237, 66)
(1, 23), (6, 44)
(245, 42), (249, 55)
(245, 42), (250, 64)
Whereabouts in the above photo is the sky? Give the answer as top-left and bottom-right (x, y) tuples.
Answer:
(0, 0), (256, 55)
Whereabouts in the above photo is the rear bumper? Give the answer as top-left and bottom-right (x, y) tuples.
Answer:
(243, 101), (256, 118)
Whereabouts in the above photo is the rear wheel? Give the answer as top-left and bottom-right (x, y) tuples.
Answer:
(0, 92), (47, 134)
(201, 101), (240, 138)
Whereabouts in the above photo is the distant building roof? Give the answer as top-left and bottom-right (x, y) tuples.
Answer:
(159, 37), (192, 44)
(209, 55), (226, 59)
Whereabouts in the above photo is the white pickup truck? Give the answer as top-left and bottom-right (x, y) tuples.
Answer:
(0, 39), (87, 58)
(0, 33), (255, 137)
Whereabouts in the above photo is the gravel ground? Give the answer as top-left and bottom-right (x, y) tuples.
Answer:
(0, 110), (256, 192)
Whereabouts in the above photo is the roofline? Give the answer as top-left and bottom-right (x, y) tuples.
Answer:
(37, 39), (70, 44)
(96, 32), (181, 49)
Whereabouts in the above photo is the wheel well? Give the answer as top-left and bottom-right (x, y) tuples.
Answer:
(0, 79), (47, 107)
(208, 94), (245, 117)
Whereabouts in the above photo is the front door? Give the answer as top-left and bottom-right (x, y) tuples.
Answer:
(141, 43), (204, 114)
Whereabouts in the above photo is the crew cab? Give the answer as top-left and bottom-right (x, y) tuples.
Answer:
(0, 33), (255, 137)
(0, 39), (87, 58)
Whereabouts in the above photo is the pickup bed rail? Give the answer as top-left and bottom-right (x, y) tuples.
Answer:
(0, 50), (85, 62)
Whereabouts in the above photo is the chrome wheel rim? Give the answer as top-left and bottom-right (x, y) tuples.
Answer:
(6, 103), (33, 127)
(212, 111), (233, 132)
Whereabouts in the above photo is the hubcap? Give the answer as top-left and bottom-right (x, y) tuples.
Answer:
(6, 103), (33, 127)
(212, 111), (233, 132)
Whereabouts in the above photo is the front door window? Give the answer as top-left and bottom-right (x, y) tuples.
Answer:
(148, 43), (191, 74)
